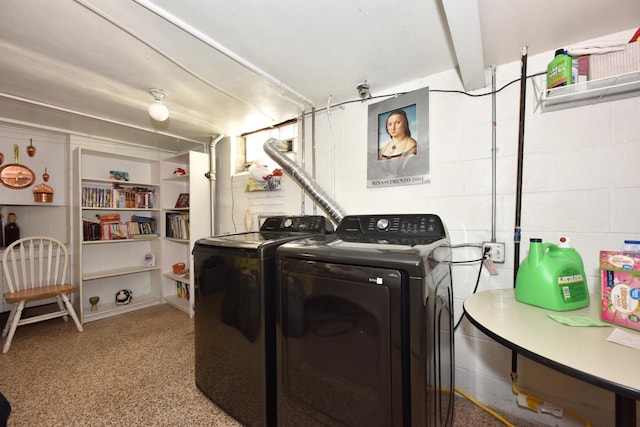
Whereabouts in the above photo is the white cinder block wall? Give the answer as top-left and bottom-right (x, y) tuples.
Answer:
(218, 28), (640, 426)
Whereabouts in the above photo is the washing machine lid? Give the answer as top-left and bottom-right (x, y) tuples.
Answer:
(195, 231), (319, 250)
(194, 215), (335, 250)
(276, 214), (450, 274)
(277, 234), (439, 271)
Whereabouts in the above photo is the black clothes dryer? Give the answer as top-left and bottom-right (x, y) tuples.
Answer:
(192, 215), (334, 427)
(276, 214), (454, 427)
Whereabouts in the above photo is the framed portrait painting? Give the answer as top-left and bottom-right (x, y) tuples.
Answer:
(175, 193), (189, 208)
(366, 87), (430, 187)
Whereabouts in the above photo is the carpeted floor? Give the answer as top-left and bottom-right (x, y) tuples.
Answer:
(0, 304), (542, 426)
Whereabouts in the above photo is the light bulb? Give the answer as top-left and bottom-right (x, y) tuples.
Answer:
(148, 100), (169, 121)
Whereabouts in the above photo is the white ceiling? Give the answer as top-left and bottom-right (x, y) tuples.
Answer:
(1, 0), (639, 152)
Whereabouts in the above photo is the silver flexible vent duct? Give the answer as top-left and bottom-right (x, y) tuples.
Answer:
(263, 138), (346, 224)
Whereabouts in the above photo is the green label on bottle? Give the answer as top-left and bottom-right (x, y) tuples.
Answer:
(547, 55), (573, 89)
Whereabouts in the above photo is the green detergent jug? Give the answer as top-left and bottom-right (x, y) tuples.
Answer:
(515, 237), (590, 311)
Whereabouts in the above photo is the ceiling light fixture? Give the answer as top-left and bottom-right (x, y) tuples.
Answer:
(148, 88), (169, 121)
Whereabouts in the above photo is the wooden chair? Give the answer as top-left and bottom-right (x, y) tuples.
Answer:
(1, 236), (83, 353)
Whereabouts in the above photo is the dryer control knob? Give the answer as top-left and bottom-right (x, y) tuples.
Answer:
(376, 218), (389, 230)
(283, 218), (293, 228)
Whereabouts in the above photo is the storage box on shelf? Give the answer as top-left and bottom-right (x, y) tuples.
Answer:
(589, 41), (640, 80)
(73, 148), (162, 323)
(160, 151), (209, 318)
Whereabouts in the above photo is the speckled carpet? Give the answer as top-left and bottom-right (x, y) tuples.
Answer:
(0, 304), (541, 426)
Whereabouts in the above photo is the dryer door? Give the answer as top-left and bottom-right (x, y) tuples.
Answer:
(277, 258), (406, 427)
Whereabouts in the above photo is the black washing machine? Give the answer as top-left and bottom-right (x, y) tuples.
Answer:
(276, 214), (454, 427)
(193, 215), (334, 427)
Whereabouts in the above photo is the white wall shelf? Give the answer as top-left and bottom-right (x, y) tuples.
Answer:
(81, 177), (157, 186)
(160, 151), (209, 318)
(83, 265), (161, 281)
(534, 70), (640, 113)
(82, 207), (162, 211)
(82, 293), (160, 323)
(162, 271), (191, 313)
(533, 70), (640, 113)
(165, 237), (189, 244)
(73, 147), (162, 323)
(81, 236), (160, 244)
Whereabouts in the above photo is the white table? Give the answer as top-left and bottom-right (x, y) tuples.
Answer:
(464, 289), (640, 427)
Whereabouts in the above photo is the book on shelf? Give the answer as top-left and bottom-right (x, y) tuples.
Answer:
(126, 217), (157, 236)
(83, 215), (120, 241)
(102, 222), (127, 240)
(128, 221), (155, 235)
(111, 187), (135, 209)
(82, 186), (112, 208)
(97, 213), (121, 222)
(82, 215), (157, 241)
(131, 215), (155, 230)
(82, 220), (102, 241)
(165, 212), (190, 240)
(131, 233), (159, 239)
(133, 189), (156, 209)
(131, 214), (153, 222)
(176, 281), (190, 299)
(81, 184), (156, 208)
(82, 216), (101, 224)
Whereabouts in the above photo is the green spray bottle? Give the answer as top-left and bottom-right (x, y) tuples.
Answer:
(547, 49), (573, 89)
(515, 237), (590, 311)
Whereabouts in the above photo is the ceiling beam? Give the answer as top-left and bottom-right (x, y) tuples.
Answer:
(441, 0), (487, 90)
(133, 0), (314, 109)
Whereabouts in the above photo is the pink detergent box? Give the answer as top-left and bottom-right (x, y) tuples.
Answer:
(599, 250), (640, 271)
(601, 268), (640, 331)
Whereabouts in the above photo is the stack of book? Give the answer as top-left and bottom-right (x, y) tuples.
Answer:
(98, 213), (127, 240)
(165, 212), (190, 239)
(111, 187), (136, 209)
(112, 187), (157, 209)
(82, 216), (102, 241)
(82, 187), (112, 208)
(132, 188), (156, 209)
(129, 215), (158, 238)
(82, 214), (157, 241)
(176, 281), (190, 300)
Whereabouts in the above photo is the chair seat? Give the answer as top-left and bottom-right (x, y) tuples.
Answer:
(4, 284), (77, 304)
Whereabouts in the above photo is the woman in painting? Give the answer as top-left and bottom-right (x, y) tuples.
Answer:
(378, 109), (417, 160)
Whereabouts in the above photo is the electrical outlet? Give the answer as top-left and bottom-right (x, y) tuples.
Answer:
(483, 242), (506, 263)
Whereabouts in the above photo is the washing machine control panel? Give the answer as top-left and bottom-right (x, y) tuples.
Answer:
(260, 215), (334, 233)
(337, 214), (446, 244)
